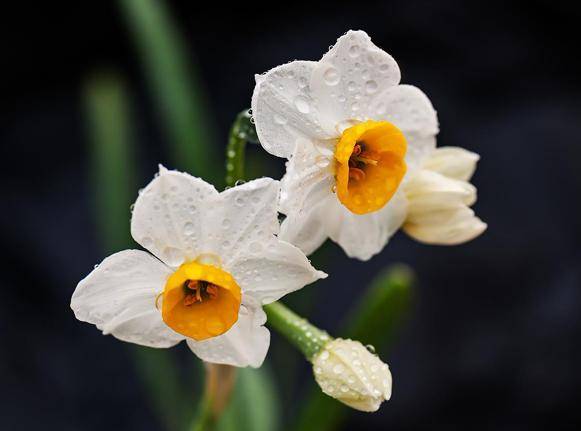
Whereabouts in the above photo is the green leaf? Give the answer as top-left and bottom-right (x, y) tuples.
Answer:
(217, 365), (281, 431)
(119, 0), (220, 184)
(84, 72), (197, 431)
(85, 72), (136, 253)
(292, 264), (415, 431)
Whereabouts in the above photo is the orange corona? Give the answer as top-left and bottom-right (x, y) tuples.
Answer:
(161, 261), (241, 341)
(334, 120), (407, 214)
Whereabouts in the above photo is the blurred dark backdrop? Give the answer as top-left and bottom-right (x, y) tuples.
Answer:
(2, 1), (581, 430)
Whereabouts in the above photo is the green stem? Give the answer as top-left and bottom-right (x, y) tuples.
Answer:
(264, 302), (330, 361)
(291, 265), (415, 431)
(225, 109), (260, 187)
(225, 112), (331, 361)
(225, 111), (249, 187)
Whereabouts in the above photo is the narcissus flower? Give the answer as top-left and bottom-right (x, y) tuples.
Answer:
(312, 338), (392, 412)
(252, 30), (439, 260)
(71, 167), (325, 368)
(403, 147), (487, 244)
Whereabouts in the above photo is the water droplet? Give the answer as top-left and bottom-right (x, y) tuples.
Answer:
(333, 364), (344, 374)
(348, 45), (360, 58)
(323, 67), (340, 86)
(315, 156), (330, 168)
(379, 63), (390, 73)
(319, 350), (329, 361)
(294, 96), (310, 114)
(222, 219), (231, 229)
(249, 242), (262, 253)
(298, 77), (308, 88)
(366, 344), (376, 354)
(183, 222), (194, 235)
(351, 102), (360, 111)
(376, 102), (387, 115)
(365, 80), (378, 94)
(347, 81), (357, 92)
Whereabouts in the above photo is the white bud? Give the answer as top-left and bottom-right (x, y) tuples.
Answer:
(403, 148), (486, 245)
(422, 146), (480, 182)
(312, 338), (392, 412)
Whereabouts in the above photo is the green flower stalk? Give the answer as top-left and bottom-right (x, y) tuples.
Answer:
(265, 302), (392, 412)
(225, 115), (393, 411)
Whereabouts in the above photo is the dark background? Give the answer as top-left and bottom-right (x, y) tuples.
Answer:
(2, 1), (581, 430)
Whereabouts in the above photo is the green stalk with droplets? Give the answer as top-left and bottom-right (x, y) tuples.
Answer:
(224, 112), (332, 360)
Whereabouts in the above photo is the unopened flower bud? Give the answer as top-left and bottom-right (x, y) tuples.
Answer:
(403, 147), (486, 245)
(312, 338), (392, 412)
(422, 146), (480, 182)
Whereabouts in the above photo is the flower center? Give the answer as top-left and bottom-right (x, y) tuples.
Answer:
(334, 120), (407, 214)
(161, 261), (241, 341)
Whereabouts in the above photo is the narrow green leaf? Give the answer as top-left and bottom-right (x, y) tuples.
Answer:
(217, 366), (281, 431)
(119, 0), (220, 184)
(84, 72), (195, 431)
(85, 72), (135, 253)
(292, 264), (415, 431)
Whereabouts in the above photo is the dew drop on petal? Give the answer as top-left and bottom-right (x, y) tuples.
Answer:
(376, 102), (387, 115)
(249, 242), (263, 253)
(294, 95), (310, 114)
(323, 67), (340, 86)
(183, 222), (195, 235)
(348, 45), (360, 58)
(315, 156), (330, 168)
(365, 80), (378, 94)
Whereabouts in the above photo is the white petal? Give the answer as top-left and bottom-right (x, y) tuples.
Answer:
(186, 303), (269, 368)
(423, 146), (480, 181)
(405, 170), (476, 212)
(130, 166), (219, 267)
(403, 169), (486, 245)
(229, 237), (326, 304)
(71, 250), (183, 348)
(279, 199), (330, 256)
(251, 61), (335, 158)
(211, 178), (282, 267)
(279, 137), (335, 216)
(369, 85), (439, 170)
(327, 190), (408, 261)
(404, 209), (487, 245)
(312, 30), (401, 128)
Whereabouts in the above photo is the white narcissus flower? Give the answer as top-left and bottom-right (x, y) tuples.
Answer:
(252, 30), (484, 260)
(71, 167), (325, 368)
(403, 146), (487, 244)
(312, 338), (392, 412)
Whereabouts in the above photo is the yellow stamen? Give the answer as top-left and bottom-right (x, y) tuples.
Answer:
(161, 261), (241, 341)
(334, 120), (407, 214)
